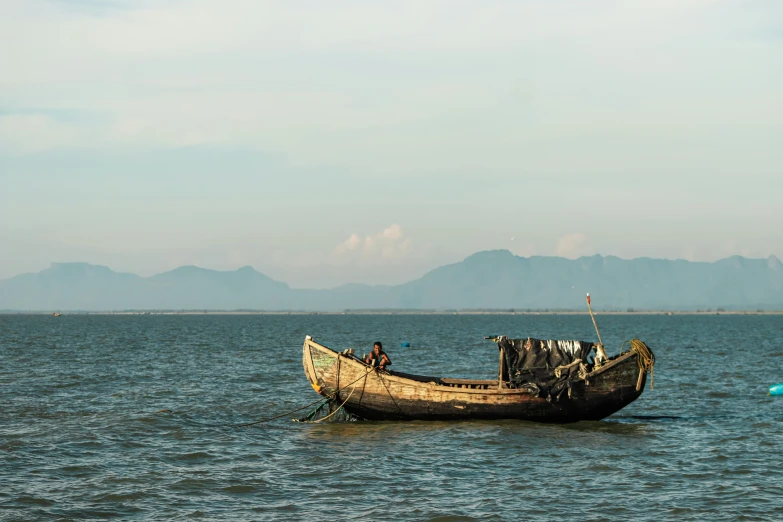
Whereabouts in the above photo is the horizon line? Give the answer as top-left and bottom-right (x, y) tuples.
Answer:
(2, 309), (782, 315)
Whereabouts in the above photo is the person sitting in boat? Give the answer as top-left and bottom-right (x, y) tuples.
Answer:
(365, 341), (391, 369)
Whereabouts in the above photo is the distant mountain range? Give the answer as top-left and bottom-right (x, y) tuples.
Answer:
(1, 250), (782, 311)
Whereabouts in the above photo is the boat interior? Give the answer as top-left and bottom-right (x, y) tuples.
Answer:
(392, 372), (498, 390)
(324, 339), (631, 391)
(333, 349), (498, 389)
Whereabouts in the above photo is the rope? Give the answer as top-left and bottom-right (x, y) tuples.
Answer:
(376, 369), (404, 416)
(624, 339), (655, 391)
(553, 359), (582, 378)
(357, 363), (369, 404)
(310, 379), (360, 423)
(231, 398), (330, 427)
(233, 367), (373, 427)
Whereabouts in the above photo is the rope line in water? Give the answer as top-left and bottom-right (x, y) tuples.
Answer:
(233, 367), (374, 427)
(231, 397), (331, 428)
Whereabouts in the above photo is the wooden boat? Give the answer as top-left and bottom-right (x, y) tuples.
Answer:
(302, 335), (654, 423)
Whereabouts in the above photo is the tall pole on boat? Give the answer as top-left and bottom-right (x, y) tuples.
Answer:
(586, 293), (603, 346)
(587, 293), (608, 365)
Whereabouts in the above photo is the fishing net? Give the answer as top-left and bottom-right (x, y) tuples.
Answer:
(295, 398), (362, 423)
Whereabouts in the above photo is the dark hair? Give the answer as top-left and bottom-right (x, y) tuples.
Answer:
(374, 341), (382, 349)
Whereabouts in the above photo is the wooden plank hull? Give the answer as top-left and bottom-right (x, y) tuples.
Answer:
(302, 337), (647, 423)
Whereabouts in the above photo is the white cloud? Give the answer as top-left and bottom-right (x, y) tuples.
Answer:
(0, 114), (87, 154)
(334, 233), (361, 254)
(332, 224), (411, 265)
(380, 224), (403, 241)
(555, 233), (590, 258)
(2, 0), (783, 283)
(511, 243), (538, 258)
(2, 0), (780, 181)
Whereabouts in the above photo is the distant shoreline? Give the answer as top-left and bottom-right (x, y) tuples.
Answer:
(3, 310), (783, 316)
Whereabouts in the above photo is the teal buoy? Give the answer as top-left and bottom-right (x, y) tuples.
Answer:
(401, 342), (410, 347)
(769, 384), (783, 396)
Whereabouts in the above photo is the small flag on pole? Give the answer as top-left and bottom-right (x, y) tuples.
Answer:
(586, 293), (591, 305)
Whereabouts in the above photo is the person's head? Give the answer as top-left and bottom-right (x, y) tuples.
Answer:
(373, 341), (382, 353)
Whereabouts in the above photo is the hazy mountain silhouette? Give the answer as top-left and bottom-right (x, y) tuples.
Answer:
(389, 250), (783, 310)
(1, 250), (782, 311)
(0, 263), (292, 311)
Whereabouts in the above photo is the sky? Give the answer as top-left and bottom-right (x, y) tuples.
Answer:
(1, 0), (781, 288)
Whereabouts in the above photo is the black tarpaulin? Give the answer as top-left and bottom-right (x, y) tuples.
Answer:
(499, 337), (595, 401)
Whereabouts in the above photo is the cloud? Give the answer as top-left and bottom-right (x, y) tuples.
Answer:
(555, 233), (590, 258)
(3, 0), (783, 285)
(0, 114), (86, 154)
(2, 0), (781, 181)
(511, 243), (538, 258)
(332, 224), (411, 264)
(334, 233), (361, 254)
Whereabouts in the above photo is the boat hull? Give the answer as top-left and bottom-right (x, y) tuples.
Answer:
(302, 338), (646, 423)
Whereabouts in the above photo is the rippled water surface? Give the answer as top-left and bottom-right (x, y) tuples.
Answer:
(2, 313), (783, 520)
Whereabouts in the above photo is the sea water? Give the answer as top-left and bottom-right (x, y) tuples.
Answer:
(1, 313), (782, 520)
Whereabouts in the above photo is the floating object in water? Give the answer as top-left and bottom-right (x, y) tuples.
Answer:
(401, 342), (410, 347)
(769, 384), (783, 396)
